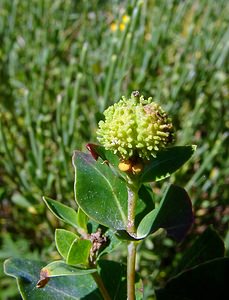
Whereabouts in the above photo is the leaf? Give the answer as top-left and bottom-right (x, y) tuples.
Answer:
(137, 184), (193, 241)
(174, 226), (225, 275)
(136, 209), (157, 239)
(135, 184), (155, 227)
(66, 239), (92, 266)
(4, 258), (99, 300)
(140, 145), (196, 182)
(38, 261), (95, 278)
(72, 151), (128, 230)
(43, 197), (78, 229)
(86, 143), (123, 179)
(77, 208), (89, 232)
(86, 143), (119, 167)
(155, 258), (229, 300)
(4, 258), (142, 300)
(55, 229), (78, 259)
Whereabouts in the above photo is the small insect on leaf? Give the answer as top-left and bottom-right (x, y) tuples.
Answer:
(36, 268), (50, 288)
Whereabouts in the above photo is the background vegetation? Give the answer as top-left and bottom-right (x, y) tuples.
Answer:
(0, 0), (228, 299)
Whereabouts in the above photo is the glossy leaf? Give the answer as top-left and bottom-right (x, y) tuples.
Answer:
(137, 184), (193, 241)
(174, 226), (225, 275)
(55, 229), (78, 259)
(38, 261), (96, 278)
(140, 145), (196, 182)
(73, 151), (128, 230)
(135, 184), (155, 227)
(4, 258), (98, 300)
(77, 208), (89, 232)
(43, 197), (78, 229)
(4, 257), (142, 300)
(66, 239), (92, 266)
(156, 258), (229, 300)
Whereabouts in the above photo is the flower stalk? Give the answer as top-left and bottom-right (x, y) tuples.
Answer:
(127, 181), (139, 236)
(126, 176), (140, 300)
(127, 241), (137, 300)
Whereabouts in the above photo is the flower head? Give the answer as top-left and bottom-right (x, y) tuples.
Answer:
(97, 92), (174, 160)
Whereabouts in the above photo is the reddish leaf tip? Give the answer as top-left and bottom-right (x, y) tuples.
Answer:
(36, 268), (50, 288)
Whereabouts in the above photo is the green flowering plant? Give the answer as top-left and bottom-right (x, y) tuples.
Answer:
(4, 92), (228, 300)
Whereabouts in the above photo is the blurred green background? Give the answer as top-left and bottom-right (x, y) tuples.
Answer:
(0, 0), (228, 299)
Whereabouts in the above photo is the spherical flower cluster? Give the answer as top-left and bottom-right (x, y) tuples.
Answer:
(97, 92), (174, 160)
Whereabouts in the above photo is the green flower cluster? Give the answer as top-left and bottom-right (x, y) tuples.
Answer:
(97, 92), (174, 160)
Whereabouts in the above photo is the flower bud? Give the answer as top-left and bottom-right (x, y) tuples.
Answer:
(97, 92), (174, 160)
(118, 160), (132, 172)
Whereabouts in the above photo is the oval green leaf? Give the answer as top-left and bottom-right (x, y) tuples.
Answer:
(43, 196), (78, 229)
(66, 239), (92, 266)
(55, 229), (78, 259)
(72, 151), (128, 230)
(140, 145), (196, 182)
(39, 260), (95, 278)
(4, 258), (98, 300)
(137, 184), (193, 241)
(77, 208), (89, 232)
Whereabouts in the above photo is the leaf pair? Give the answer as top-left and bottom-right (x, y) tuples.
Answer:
(43, 197), (88, 235)
(55, 229), (91, 266)
(73, 145), (196, 240)
(4, 258), (142, 300)
(4, 258), (97, 299)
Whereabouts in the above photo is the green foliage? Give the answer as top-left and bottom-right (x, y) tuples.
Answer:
(55, 229), (78, 259)
(140, 145), (196, 182)
(4, 258), (98, 300)
(1, 0), (228, 298)
(43, 197), (79, 229)
(2, 141), (202, 299)
(137, 185), (193, 241)
(66, 239), (92, 266)
(37, 261), (96, 277)
(4, 258), (142, 300)
(73, 151), (128, 230)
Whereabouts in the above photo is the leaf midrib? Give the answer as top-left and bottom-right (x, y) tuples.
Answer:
(86, 157), (127, 226)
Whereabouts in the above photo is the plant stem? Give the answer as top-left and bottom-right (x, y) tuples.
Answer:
(127, 241), (137, 300)
(126, 177), (139, 299)
(127, 179), (139, 236)
(92, 271), (112, 300)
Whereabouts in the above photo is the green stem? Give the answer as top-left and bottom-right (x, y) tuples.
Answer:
(127, 241), (137, 300)
(126, 177), (139, 300)
(127, 178), (139, 236)
(92, 271), (112, 300)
